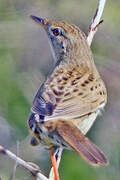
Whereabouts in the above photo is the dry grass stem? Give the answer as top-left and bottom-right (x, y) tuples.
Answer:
(87, 0), (106, 46)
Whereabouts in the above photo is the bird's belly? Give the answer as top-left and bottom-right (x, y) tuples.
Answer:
(73, 110), (101, 135)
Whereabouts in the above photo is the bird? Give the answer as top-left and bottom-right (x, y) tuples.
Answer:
(28, 15), (108, 180)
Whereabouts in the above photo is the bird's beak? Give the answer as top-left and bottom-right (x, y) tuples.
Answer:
(30, 15), (48, 30)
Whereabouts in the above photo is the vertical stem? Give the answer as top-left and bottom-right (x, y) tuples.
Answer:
(87, 0), (107, 46)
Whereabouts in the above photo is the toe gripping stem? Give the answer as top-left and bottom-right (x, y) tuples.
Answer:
(50, 147), (63, 180)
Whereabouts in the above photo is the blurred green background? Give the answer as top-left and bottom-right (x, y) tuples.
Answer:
(0, 0), (120, 179)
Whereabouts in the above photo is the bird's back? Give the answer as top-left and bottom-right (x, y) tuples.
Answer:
(31, 59), (107, 135)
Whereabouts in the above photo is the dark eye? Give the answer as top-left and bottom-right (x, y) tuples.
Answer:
(52, 28), (60, 36)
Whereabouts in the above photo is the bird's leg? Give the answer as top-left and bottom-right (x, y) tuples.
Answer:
(54, 147), (63, 169)
(50, 147), (61, 180)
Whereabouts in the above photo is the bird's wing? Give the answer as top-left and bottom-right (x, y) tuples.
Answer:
(31, 67), (106, 121)
(44, 75), (106, 121)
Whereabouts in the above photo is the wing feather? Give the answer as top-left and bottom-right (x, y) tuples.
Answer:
(44, 79), (106, 121)
(32, 67), (107, 123)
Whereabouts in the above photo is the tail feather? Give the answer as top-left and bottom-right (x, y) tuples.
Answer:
(56, 120), (108, 166)
(83, 137), (108, 165)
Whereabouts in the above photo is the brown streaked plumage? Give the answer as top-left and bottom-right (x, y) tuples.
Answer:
(28, 15), (108, 180)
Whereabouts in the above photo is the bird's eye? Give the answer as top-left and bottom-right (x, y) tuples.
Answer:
(52, 28), (60, 36)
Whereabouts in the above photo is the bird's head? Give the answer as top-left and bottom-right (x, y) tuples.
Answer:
(31, 15), (88, 65)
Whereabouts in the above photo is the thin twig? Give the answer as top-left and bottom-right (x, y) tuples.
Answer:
(0, 145), (48, 180)
(87, 0), (106, 46)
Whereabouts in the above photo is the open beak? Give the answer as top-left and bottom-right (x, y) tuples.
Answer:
(30, 15), (48, 30)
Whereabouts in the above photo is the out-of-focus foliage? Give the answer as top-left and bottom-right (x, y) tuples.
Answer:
(0, 0), (120, 179)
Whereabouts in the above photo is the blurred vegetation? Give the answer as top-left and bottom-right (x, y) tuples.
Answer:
(0, 0), (120, 179)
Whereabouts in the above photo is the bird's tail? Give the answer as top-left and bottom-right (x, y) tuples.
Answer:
(56, 120), (108, 166)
